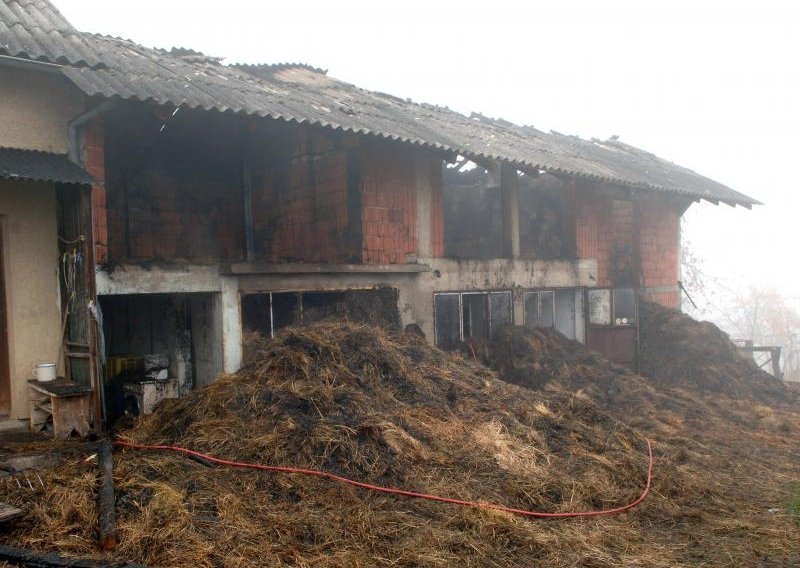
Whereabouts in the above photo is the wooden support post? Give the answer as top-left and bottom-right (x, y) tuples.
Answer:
(97, 440), (117, 551)
(415, 153), (433, 259)
(771, 347), (783, 380)
(500, 163), (520, 259)
(242, 126), (255, 263)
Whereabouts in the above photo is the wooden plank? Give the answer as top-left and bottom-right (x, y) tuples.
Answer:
(51, 394), (90, 438)
(27, 379), (93, 397)
(0, 503), (22, 524)
(0, 543), (150, 567)
(97, 440), (117, 551)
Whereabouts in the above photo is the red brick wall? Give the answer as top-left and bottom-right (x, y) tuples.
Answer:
(574, 190), (613, 286)
(81, 121), (107, 264)
(104, 107), (244, 264)
(250, 125), (355, 263)
(636, 196), (681, 308)
(610, 198), (635, 286)
(360, 141), (418, 264)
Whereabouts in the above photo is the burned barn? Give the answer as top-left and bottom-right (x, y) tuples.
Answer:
(0, 0), (759, 425)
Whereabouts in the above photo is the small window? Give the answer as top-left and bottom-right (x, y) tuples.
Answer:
(588, 289), (612, 326)
(434, 290), (514, 348)
(554, 289), (577, 339)
(462, 293), (490, 340)
(489, 291), (513, 333)
(539, 291), (555, 328)
(434, 293), (461, 349)
(613, 288), (636, 325)
(242, 293), (271, 337)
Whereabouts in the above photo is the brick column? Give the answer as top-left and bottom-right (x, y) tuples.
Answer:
(500, 163), (520, 259)
(80, 121), (107, 265)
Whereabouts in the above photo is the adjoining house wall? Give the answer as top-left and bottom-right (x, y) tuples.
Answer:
(0, 66), (84, 154)
(0, 179), (62, 419)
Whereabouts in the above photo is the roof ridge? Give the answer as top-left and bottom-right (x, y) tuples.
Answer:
(234, 62), (328, 75)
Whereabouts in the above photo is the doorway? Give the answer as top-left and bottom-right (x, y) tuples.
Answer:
(0, 223), (10, 415)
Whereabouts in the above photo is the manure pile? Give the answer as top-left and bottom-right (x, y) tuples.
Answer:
(639, 301), (789, 400)
(5, 324), (658, 567)
(3, 320), (799, 567)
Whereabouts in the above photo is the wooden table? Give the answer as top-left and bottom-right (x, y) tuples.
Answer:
(27, 379), (92, 437)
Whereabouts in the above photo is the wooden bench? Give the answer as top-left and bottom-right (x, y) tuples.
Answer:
(27, 379), (92, 438)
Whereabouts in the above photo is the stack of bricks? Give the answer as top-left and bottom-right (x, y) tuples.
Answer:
(81, 121), (107, 264)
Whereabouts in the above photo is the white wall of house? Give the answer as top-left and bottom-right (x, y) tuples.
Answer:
(0, 179), (63, 419)
(0, 65), (85, 154)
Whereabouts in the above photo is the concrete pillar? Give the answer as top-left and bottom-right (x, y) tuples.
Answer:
(500, 164), (520, 259)
(220, 276), (242, 374)
(415, 154), (433, 259)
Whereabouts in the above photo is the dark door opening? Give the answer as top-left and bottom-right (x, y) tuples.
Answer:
(0, 223), (9, 415)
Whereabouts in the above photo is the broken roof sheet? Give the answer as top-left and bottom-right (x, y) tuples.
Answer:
(0, 146), (93, 184)
(58, 35), (757, 207)
(0, 0), (102, 66)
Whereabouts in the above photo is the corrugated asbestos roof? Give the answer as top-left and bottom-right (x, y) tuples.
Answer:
(0, 0), (102, 66)
(58, 34), (758, 207)
(0, 0), (759, 207)
(0, 147), (93, 184)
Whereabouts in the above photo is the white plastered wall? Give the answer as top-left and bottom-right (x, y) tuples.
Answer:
(0, 180), (62, 419)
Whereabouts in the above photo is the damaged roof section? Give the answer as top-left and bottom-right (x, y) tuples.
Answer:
(0, 147), (93, 184)
(0, 0), (758, 206)
(0, 0), (102, 66)
(59, 36), (758, 207)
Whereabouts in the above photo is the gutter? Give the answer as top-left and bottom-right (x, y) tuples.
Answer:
(0, 54), (63, 75)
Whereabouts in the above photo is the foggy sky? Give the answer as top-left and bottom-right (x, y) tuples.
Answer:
(55, 0), (800, 306)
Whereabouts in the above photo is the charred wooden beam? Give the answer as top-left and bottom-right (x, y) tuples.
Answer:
(0, 543), (148, 567)
(97, 440), (117, 551)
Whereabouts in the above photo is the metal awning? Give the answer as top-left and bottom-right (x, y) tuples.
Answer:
(0, 147), (93, 185)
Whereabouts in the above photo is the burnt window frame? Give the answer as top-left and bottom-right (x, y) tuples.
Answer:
(586, 287), (638, 328)
(432, 290), (513, 348)
(523, 290), (556, 329)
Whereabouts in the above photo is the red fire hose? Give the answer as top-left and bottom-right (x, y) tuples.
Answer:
(114, 437), (653, 519)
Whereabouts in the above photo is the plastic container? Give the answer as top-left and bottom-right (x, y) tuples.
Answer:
(36, 363), (57, 382)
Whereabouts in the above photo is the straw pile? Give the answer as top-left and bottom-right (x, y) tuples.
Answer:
(2, 320), (799, 567)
